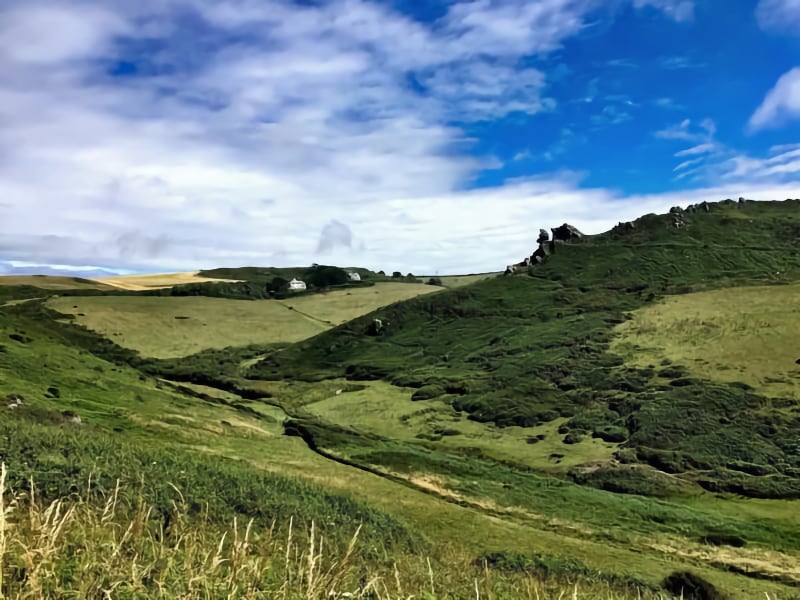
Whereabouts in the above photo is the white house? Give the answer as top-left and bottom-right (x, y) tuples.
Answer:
(289, 278), (307, 291)
(347, 272), (361, 281)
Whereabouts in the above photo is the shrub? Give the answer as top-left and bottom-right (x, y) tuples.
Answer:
(411, 385), (445, 401)
(662, 571), (723, 600)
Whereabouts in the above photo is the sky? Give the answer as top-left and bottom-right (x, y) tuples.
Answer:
(1, 0), (799, 275)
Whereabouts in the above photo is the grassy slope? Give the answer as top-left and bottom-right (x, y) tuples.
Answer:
(432, 273), (502, 288)
(612, 283), (800, 400)
(250, 200), (800, 500)
(2, 303), (800, 597)
(47, 283), (439, 358)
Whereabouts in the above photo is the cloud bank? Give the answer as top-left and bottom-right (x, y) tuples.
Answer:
(0, 0), (798, 275)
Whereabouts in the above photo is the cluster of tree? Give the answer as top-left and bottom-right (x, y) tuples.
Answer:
(389, 271), (421, 283)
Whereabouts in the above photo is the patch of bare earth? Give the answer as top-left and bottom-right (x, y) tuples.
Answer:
(648, 540), (800, 584)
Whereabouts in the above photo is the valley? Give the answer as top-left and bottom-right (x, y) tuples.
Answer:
(2, 200), (800, 598)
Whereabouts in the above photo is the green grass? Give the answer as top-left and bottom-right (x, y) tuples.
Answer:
(5, 298), (800, 596)
(46, 283), (440, 358)
(611, 283), (800, 399)
(430, 273), (502, 288)
(303, 381), (618, 473)
(279, 282), (440, 326)
(47, 295), (327, 358)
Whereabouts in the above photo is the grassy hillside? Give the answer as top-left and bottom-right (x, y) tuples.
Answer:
(250, 200), (800, 500)
(612, 283), (800, 400)
(4, 301), (767, 598)
(430, 272), (502, 288)
(47, 283), (439, 358)
(5, 199), (800, 597)
(4, 305), (800, 598)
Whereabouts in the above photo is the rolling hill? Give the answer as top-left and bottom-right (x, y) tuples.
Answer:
(2, 199), (800, 598)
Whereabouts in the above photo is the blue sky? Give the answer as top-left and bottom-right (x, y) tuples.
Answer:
(1, 0), (799, 275)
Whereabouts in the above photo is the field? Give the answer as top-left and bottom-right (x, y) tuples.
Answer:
(47, 282), (439, 358)
(0, 275), (114, 290)
(431, 272), (502, 288)
(611, 283), (800, 399)
(47, 296), (326, 358)
(303, 380), (619, 473)
(279, 282), (440, 325)
(92, 270), (242, 290)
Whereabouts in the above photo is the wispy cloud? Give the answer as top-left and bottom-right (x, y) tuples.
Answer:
(659, 55), (707, 70)
(605, 58), (639, 69)
(633, 0), (695, 22)
(675, 143), (717, 156)
(749, 67), (800, 131)
(653, 97), (685, 111)
(755, 0), (800, 34)
(655, 118), (716, 142)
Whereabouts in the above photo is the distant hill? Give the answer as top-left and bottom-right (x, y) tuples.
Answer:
(0, 274), (116, 291)
(251, 199), (800, 499)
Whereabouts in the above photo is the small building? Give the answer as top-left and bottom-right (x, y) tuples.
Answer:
(288, 278), (307, 291)
(347, 272), (361, 281)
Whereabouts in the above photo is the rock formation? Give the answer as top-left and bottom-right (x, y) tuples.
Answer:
(551, 223), (584, 242)
(505, 223), (581, 274)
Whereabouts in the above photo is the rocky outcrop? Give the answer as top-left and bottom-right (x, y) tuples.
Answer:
(505, 223), (581, 274)
(551, 223), (584, 242)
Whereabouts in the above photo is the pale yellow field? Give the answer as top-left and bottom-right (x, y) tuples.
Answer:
(92, 271), (241, 290)
(47, 283), (439, 358)
(0, 275), (115, 290)
(611, 283), (800, 399)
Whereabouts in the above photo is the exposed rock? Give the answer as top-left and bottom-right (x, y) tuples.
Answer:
(536, 228), (550, 244)
(551, 223), (584, 242)
(367, 318), (385, 336)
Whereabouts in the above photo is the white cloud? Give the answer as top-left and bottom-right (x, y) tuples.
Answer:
(0, 3), (128, 64)
(634, 0), (695, 22)
(720, 147), (800, 180)
(673, 157), (706, 171)
(749, 67), (800, 131)
(655, 118), (715, 142)
(659, 55), (706, 70)
(756, 0), (800, 34)
(675, 143), (716, 156)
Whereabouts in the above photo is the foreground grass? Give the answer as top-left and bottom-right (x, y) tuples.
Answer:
(611, 283), (800, 400)
(0, 463), (689, 600)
